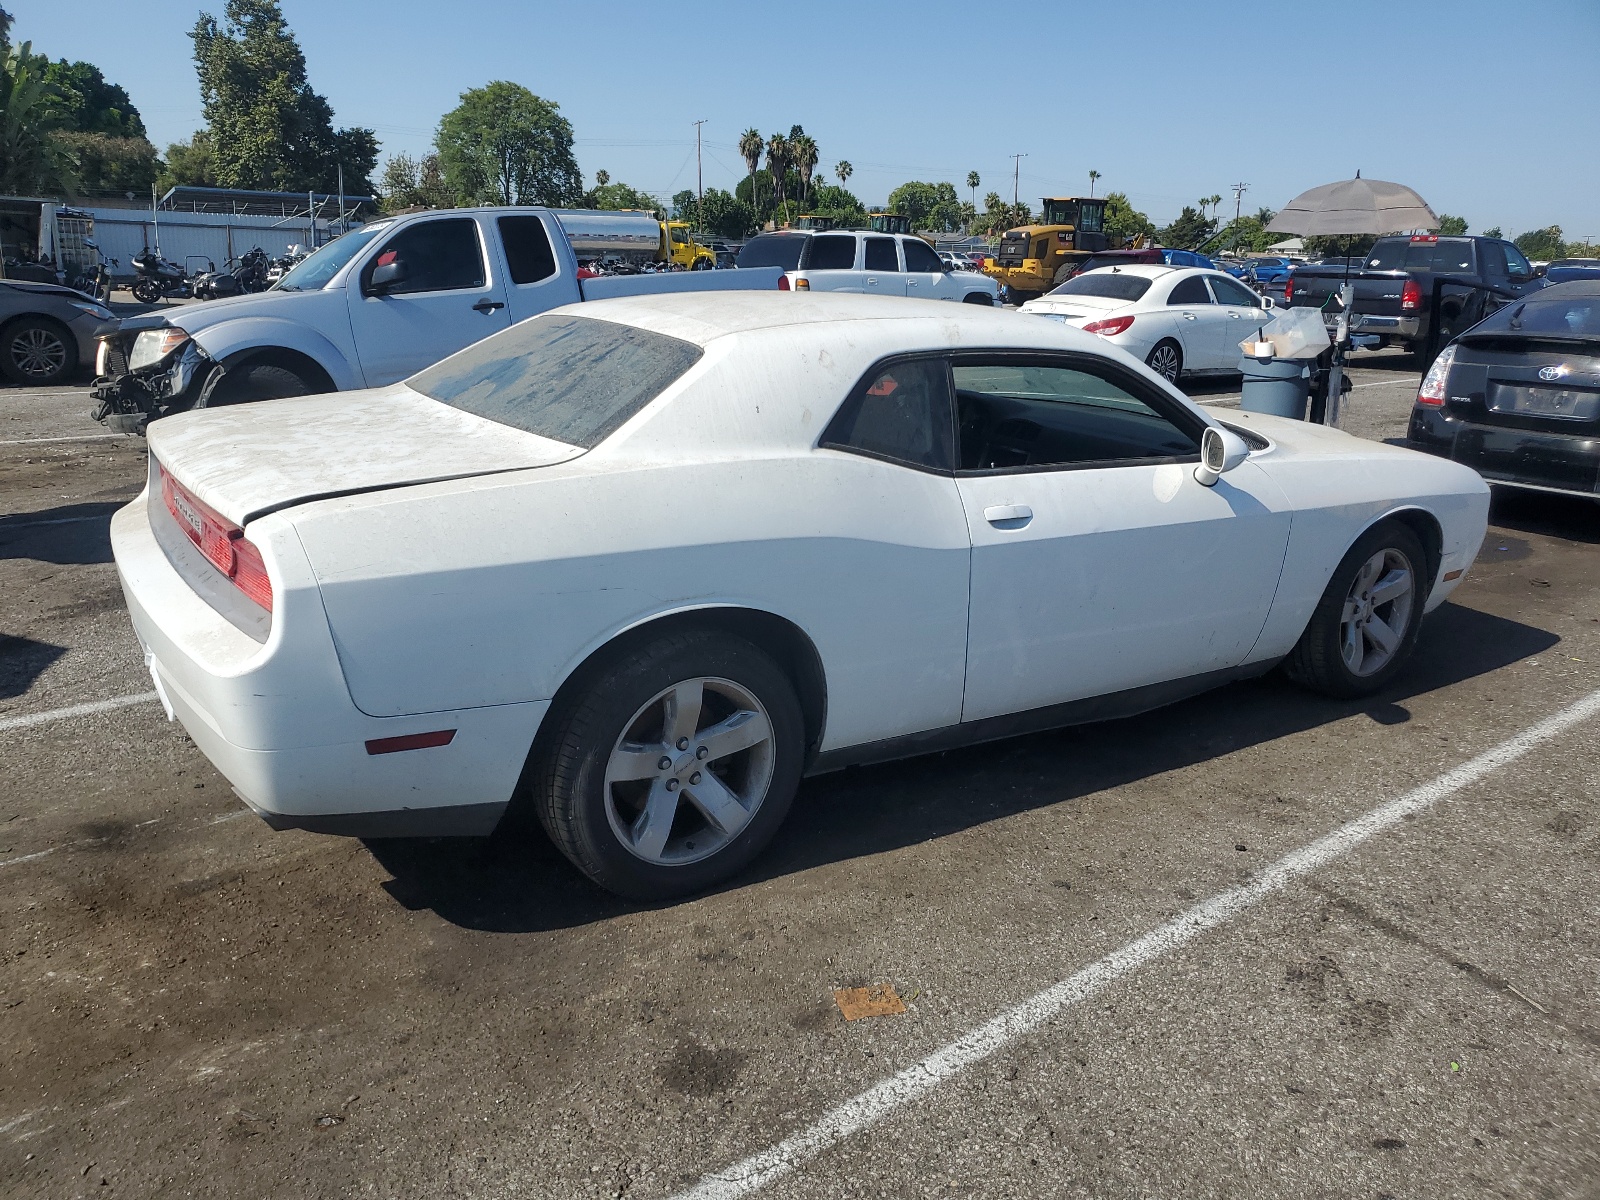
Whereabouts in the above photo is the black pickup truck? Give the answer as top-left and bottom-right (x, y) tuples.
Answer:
(1285, 234), (1547, 354)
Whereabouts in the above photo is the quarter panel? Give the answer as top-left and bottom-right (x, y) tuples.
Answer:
(292, 454), (973, 750)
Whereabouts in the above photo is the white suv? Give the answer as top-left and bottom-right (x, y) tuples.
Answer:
(737, 230), (999, 304)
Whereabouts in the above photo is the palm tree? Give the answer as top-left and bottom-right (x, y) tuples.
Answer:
(766, 132), (790, 220)
(966, 170), (980, 211)
(1206, 194), (1224, 222)
(1088, 169), (1101, 198)
(738, 128), (764, 212)
(835, 160), (852, 189)
(0, 43), (76, 196)
(791, 133), (818, 208)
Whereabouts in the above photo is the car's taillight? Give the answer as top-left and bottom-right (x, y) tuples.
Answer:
(777, 274), (790, 291)
(1401, 279), (1423, 311)
(1083, 315), (1135, 336)
(1283, 274), (1294, 303)
(157, 462), (274, 611)
(1416, 344), (1456, 406)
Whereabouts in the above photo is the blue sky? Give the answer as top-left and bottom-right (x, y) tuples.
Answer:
(15, 0), (1600, 240)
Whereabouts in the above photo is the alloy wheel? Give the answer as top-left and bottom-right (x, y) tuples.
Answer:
(603, 676), (776, 866)
(1339, 548), (1415, 677)
(10, 327), (67, 379)
(1148, 343), (1180, 382)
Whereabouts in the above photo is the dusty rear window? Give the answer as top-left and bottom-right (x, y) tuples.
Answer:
(408, 315), (703, 448)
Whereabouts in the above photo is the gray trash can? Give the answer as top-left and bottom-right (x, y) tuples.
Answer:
(1238, 356), (1311, 420)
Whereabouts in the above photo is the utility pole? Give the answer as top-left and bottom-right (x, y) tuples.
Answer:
(693, 119), (707, 236)
(1231, 181), (1249, 225)
(1011, 153), (1027, 214)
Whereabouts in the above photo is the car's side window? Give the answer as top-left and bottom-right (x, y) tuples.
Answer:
(902, 238), (944, 273)
(1208, 275), (1262, 307)
(364, 218), (486, 296)
(1167, 276), (1213, 305)
(951, 358), (1200, 472)
(805, 234), (858, 271)
(497, 216), (557, 285)
(820, 358), (954, 472)
(864, 237), (899, 272)
(1503, 242), (1534, 281)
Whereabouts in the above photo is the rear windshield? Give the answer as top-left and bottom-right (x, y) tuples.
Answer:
(408, 315), (704, 448)
(738, 235), (807, 272)
(1364, 237), (1475, 273)
(1469, 293), (1600, 339)
(1046, 271), (1153, 301)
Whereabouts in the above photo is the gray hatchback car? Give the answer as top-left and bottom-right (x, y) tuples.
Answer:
(0, 279), (112, 386)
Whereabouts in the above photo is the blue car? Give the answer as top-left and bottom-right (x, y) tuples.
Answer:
(1545, 258), (1600, 284)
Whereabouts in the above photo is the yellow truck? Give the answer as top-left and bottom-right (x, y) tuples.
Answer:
(557, 209), (716, 270)
(983, 197), (1111, 303)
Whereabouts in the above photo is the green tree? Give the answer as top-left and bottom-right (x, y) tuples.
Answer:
(836, 160), (852, 188)
(54, 131), (158, 195)
(39, 58), (145, 137)
(378, 151), (453, 213)
(161, 131), (218, 188)
(1158, 205), (1214, 248)
(1481, 225), (1502, 239)
(1304, 233), (1376, 258)
(765, 132), (791, 216)
(738, 128), (764, 210)
(1513, 225), (1565, 261)
(587, 177), (656, 211)
(435, 80), (580, 206)
(791, 133), (818, 207)
(887, 180), (963, 232)
(806, 183), (866, 227)
(1088, 168), (1101, 197)
(1436, 213), (1468, 236)
(0, 42), (76, 195)
(699, 187), (757, 239)
(191, 0), (377, 194)
(1102, 192), (1154, 245)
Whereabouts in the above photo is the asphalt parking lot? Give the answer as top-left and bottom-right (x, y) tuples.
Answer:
(3, 353), (1599, 1199)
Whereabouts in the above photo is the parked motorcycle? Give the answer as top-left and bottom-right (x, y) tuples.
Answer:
(264, 244), (309, 288)
(192, 248), (270, 301)
(130, 251), (193, 304)
(66, 257), (117, 303)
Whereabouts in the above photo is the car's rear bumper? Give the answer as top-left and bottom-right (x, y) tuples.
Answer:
(111, 488), (545, 837)
(1407, 405), (1600, 498)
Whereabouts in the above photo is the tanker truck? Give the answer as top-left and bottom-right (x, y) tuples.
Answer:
(554, 209), (716, 270)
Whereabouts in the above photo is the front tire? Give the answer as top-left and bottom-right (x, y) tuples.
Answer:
(197, 361), (313, 407)
(131, 278), (162, 305)
(2, 318), (76, 385)
(1146, 339), (1183, 384)
(532, 630), (805, 900)
(1285, 519), (1428, 698)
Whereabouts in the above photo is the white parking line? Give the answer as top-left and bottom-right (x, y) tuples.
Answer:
(671, 685), (1600, 1200)
(0, 434), (123, 446)
(0, 692), (157, 734)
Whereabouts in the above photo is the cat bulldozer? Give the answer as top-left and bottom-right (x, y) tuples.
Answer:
(983, 197), (1110, 303)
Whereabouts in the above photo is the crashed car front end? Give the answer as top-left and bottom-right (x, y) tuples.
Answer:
(90, 317), (216, 435)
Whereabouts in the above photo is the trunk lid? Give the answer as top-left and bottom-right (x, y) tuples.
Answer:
(146, 384), (584, 525)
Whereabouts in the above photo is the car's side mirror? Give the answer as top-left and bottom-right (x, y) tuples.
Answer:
(1260, 295), (1275, 309)
(1194, 425), (1251, 487)
(368, 259), (408, 294)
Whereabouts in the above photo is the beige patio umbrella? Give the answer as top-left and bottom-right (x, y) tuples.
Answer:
(1266, 174), (1439, 237)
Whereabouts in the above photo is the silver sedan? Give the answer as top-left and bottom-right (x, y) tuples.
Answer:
(0, 280), (112, 386)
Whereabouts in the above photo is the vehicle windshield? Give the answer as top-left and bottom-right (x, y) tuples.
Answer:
(408, 314), (704, 448)
(1045, 271), (1153, 302)
(273, 223), (390, 291)
(1470, 292), (1600, 339)
(737, 235), (807, 272)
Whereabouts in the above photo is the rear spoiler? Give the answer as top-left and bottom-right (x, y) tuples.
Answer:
(579, 266), (784, 302)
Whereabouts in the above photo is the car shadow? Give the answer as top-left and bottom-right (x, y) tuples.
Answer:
(0, 502), (121, 565)
(1488, 487), (1600, 545)
(363, 600), (1559, 934)
(0, 634), (68, 700)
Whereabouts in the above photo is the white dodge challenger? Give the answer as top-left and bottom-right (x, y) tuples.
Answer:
(111, 293), (1489, 899)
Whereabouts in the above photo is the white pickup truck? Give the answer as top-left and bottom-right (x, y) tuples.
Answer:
(89, 206), (783, 433)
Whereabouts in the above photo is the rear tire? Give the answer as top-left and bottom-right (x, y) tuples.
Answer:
(1284, 519), (1428, 699)
(532, 629), (805, 901)
(1, 317), (77, 385)
(131, 278), (162, 305)
(1146, 339), (1183, 384)
(197, 361), (313, 407)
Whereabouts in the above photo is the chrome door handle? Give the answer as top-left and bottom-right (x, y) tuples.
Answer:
(983, 504), (1032, 526)
(472, 299), (505, 313)
(866, 276), (878, 283)
(1182, 312), (1196, 320)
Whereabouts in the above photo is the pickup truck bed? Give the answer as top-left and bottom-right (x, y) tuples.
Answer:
(1286, 235), (1545, 353)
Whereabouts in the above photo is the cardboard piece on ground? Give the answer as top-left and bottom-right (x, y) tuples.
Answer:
(833, 983), (908, 1021)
